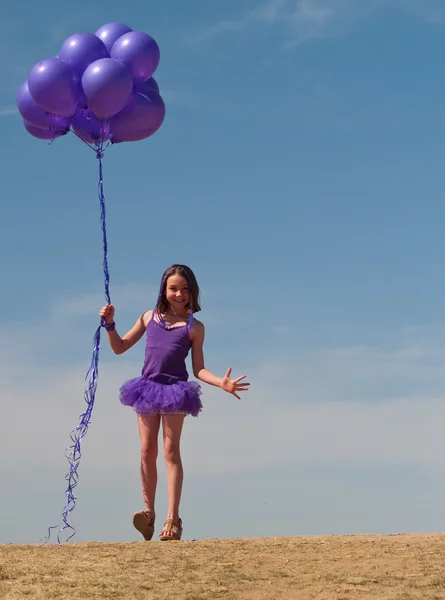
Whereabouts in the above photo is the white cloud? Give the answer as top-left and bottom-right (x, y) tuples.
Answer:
(399, 0), (445, 23)
(186, 0), (445, 46)
(0, 106), (17, 117)
(1, 282), (156, 355)
(288, 0), (345, 42)
(183, 20), (245, 45)
(161, 89), (199, 107)
(250, 0), (289, 22)
(49, 282), (156, 320)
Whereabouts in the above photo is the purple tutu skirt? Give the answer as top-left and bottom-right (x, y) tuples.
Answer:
(119, 376), (202, 417)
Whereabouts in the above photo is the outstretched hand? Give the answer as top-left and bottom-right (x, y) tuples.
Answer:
(221, 368), (250, 400)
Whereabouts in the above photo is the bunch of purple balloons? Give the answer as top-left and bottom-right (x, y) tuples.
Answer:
(16, 22), (165, 145)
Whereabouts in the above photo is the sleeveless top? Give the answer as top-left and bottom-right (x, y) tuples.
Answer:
(141, 311), (192, 384)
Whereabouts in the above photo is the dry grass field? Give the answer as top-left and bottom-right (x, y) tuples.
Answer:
(1, 533), (445, 599)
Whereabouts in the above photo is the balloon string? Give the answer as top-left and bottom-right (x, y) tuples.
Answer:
(98, 150), (111, 307)
(43, 138), (111, 544)
(70, 130), (97, 152)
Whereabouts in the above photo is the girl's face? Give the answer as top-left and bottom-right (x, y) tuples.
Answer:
(165, 273), (190, 312)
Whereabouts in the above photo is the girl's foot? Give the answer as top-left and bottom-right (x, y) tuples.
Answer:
(159, 517), (183, 541)
(133, 510), (155, 541)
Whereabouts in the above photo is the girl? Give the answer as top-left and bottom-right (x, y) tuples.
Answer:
(99, 264), (250, 541)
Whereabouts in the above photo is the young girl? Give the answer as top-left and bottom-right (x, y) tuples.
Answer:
(99, 264), (250, 541)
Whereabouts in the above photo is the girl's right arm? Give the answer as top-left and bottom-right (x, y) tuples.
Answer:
(99, 305), (150, 355)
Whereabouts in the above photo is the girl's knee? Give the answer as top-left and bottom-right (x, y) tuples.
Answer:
(163, 442), (181, 465)
(141, 441), (158, 463)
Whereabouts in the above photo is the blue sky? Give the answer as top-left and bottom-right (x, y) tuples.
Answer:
(2, 0), (445, 544)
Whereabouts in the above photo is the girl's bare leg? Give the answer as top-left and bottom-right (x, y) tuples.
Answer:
(137, 414), (161, 514)
(160, 414), (185, 538)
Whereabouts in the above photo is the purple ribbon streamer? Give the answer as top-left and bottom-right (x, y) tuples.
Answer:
(43, 129), (111, 544)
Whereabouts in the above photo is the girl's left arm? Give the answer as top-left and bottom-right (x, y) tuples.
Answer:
(191, 321), (223, 388)
(191, 321), (250, 399)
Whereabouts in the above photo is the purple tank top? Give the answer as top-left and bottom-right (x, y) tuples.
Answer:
(141, 311), (192, 384)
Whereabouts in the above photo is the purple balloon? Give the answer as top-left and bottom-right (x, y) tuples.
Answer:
(110, 31), (160, 83)
(23, 119), (67, 140)
(95, 22), (133, 53)
(135, 77), (160, 97)
(71, 106), (110, 144)
(77, 94), (88, 109)
(81, 58), (133, 121)
(28, 57), (81, 117)
(59, 32), (109, 76)
(16, 81), (72, 130)
(110, 91), (165, 143)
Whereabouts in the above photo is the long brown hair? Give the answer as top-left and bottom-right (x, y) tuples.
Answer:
(155, 264), (201, 314)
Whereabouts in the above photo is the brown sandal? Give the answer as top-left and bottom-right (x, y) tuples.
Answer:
(159, 517), (183, 541)
(132, 510), (155, 541)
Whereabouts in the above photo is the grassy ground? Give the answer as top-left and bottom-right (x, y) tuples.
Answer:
(1, 534), (445, 599)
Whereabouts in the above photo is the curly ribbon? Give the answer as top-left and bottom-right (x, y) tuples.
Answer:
(43, 129), (111, 544)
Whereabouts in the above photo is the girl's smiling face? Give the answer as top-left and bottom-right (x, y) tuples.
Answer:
(156, 264), (201, 316)
(165, 274), (190, 313)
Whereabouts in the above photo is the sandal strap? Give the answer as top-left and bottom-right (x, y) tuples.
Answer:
(162, 518), (182, 532)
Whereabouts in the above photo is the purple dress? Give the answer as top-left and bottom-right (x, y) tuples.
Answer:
(119, 311), (202, 416)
